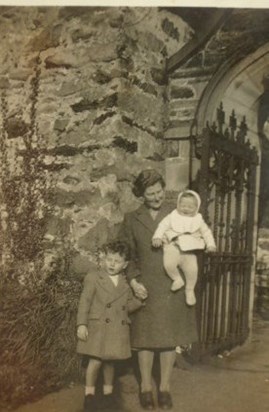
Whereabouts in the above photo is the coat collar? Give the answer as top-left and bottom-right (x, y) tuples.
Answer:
(97, 270), (129, 300)
(133, 203), (173, 233)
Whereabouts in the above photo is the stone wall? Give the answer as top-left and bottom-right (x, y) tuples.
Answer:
(2, 6), (269, 280)
(0, 6), (192, 276)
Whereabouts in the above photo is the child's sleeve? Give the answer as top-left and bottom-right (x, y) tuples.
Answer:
(199, 218), (216, 248)
(152, 214), (172, 240)
(76, 273), (96, 326)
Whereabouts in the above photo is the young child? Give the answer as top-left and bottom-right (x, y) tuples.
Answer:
(77, 240), (145, 412)
(152, 190), (216, 306)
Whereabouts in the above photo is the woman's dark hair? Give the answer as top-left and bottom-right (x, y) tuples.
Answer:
(102, 240), (130, 261)
(132, 169), (165, 198)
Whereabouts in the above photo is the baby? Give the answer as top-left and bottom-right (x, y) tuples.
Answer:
(152, 190), (216, 306)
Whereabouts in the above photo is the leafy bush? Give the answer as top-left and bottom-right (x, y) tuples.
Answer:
(0, 56), (83, 409)
(0, 274), (82, 409)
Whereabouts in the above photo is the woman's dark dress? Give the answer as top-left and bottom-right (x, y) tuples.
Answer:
(122, 202), (198, 349)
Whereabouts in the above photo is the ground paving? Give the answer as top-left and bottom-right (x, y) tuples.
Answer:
(11, 316), (269, 412)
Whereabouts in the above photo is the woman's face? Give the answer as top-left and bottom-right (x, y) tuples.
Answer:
(143, 182), (165, 210)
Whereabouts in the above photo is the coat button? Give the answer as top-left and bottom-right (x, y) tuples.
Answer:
(105, 318), (110, 323)
(121, 320), (126, 325)
(107, 303), (111, 308)
(122, 305), (126, 310)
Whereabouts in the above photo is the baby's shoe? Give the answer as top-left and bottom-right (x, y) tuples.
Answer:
(171, 277), (184, 291)
(185, 289), (196, 306)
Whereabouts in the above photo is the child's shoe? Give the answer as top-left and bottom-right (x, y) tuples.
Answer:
(83, 394), (96, 411)
(171, 277), (184, 291)
(102, 393), (119, 410)
(185, 289), (196, 306)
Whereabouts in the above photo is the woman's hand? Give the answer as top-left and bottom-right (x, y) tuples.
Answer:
(152, 238), (163, 248)
(130, 279), (148, 300)
(77, 325), (88, 341)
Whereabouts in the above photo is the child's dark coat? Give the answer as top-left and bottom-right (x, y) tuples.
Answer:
(77, 270), (142, 360)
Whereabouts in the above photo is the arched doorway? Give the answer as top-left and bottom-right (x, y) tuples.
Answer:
(192, 43), (269, 348)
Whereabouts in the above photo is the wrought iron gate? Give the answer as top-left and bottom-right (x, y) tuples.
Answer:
(192, 103), (259, 355)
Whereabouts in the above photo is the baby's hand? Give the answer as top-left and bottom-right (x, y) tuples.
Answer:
(206, 246), (217, 253)
(77, 325), (88, 341)
(152, 238), (163, 248)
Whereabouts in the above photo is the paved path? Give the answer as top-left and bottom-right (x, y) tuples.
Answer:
(9, 316), (269, 412)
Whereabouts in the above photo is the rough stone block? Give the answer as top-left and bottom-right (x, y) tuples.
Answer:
(118, 90), (163, 130)
(170, 85), (195, 99)
(46, 215), (72, 237)
(9, 68), (33, 81)
(78, 218), (115, 252)
(27, 25), (62, 52)
(98, 202), (123, 224)
(45, 52), (78, 69)
(6, 117), (29, 138)
(164, 124), (192, 139)
(71, 28), (93, 43)
(151, 67), (167, 85)
(0, 76), (10, 88)
(98, 174), (118, 198)
(54, 118), (69, 132)
(83, 43), (118, 63)
(70, 253), (98, 276)
(57, 80), (84, 97)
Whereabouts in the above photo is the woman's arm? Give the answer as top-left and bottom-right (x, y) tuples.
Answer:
(119, 213), (141, 281)
(119, 213), (148, 299)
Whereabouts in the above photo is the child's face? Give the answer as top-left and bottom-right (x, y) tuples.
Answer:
(104, 252), (128, 276)
(177, 196), (197, 217)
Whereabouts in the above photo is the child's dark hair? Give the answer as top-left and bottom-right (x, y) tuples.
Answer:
(102, 240), (130, 261)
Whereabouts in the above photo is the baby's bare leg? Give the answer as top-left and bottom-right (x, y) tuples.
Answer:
(163, 244), (184, 290)
(181, 253), (198, 305)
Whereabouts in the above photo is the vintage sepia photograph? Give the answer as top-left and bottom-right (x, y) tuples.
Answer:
(1, 2), (269, 411)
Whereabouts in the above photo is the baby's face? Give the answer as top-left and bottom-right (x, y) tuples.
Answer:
(104, 252), (128, 276)
(177, 196), (197, 217)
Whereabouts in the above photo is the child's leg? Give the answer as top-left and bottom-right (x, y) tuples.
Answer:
(103, 361), (115, 395)
(102, 362), (118, 409)
(163, 244), (184, 291)
(85, 357), (102, 394)
(84, 358), (102, 411)
(181, 253), (198, 305)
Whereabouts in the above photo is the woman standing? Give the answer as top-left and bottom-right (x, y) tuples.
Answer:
(121, 169), (198, 410)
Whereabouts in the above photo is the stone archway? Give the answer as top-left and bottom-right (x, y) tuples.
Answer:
(196, 41), (269, 226)
(195, 42), (269, 323)
(196, 42), (269, 149)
